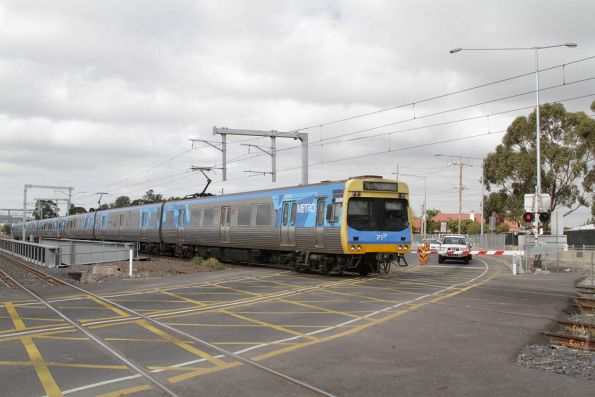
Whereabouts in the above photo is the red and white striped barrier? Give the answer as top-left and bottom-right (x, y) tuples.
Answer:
(412, 250), (523, 256)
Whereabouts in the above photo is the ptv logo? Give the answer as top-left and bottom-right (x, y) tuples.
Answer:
(376, 233), (388, 241)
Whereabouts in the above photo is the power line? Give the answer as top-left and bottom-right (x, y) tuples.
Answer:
(292, 54), (595, 132)
(77, 91), (593, 204)
(76, 55), (595, 198)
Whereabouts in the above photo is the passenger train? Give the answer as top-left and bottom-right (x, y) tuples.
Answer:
(12, 176), (412, 275)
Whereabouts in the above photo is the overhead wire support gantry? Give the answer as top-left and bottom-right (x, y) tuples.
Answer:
(212, 127), (309, 185)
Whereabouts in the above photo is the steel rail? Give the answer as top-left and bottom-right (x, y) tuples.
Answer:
(0, 269), (19, 288)
(1, 252), (335, 396)
(0, 256), (179, 396)
(0, 252), (62, 286)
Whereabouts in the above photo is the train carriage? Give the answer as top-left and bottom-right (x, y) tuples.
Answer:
(10, 176), (412, 275)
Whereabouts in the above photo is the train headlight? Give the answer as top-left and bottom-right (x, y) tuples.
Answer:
(356, 245), (361, 251)
(350, 245), (355, 251)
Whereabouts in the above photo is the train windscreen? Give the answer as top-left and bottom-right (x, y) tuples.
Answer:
(347, 198), (409, 231)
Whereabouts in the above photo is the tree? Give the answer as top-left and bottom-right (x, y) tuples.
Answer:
(484, 103), (594, 223)
(425, 208), (441, 218)
(68, 204), (87, 215)
(33, 200), (58, 220)
(141, 189), (163, 204)
(2, 224), (11, 235)
(111, 196), (131, 208)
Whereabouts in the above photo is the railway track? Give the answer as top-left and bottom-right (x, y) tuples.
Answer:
(0, 252), (64, 287)
(544, 283), (595, 352)
(0, 251), (335, 396)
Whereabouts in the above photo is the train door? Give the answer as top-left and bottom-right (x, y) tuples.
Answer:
(177, 208), (186, 241)
(140, 212), (148, 239)
(118, 214), (125, 237)
(280, 201), (296, 246)
(315, 198), (326, 248)
(219, 206), (230, 243)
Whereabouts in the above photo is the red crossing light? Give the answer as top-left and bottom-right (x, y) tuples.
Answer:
(523, 212), (534, 222)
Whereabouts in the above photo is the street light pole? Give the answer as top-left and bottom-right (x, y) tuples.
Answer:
(450, 43), (577, 237)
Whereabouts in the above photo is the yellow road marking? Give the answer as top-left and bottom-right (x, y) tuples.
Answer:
(207, 282), (264, 297)
(6, 302), (63, 397)
(95, 384), (152, 397)
(168, 361), (242, 384)
(220, 309), (319, 341)
(135, 320), (226, 367)
(278, 298), (376, 322)
(87, 296), (131, 317)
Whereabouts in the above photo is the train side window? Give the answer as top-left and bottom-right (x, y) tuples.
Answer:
(141, 213), (147, 228)
(255, 204), (272, 226)
(203, 208), (214, 226)
(190, 208), (201, 226)
(178, 209), (186, 227)
(290, 202), (297, 226)
(282, 203), (289, 226)
(165, 210), (174, 227)
(316, 199), (325, 226)
(326, 203), (341, 223)
(150, 212), (158, 226)
(237, 206), (251, 226)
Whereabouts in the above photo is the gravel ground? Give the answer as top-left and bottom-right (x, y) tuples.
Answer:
(0, 254), (232, 288)
(517, 278), (595, 380)
(0, 257), (78, 288)
(517, 344), (595, 380)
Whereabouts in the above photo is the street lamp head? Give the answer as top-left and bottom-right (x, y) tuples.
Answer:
(564, 42), (578, 48)
(449, 48), (462, 54)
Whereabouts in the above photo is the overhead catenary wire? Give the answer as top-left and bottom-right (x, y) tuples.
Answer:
(84, 90), (594, 203)
(74, 55), (595, 200)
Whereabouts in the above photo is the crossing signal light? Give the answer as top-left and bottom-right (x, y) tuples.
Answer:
(539, 212), (550, 222)
(523, 212), (534, 222)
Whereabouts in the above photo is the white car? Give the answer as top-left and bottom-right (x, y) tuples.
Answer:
(418, 238), (441, 252)
(438, 235), (472, 264)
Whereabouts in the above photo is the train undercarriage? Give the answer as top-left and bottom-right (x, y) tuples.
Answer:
(141, 242), (407, 276)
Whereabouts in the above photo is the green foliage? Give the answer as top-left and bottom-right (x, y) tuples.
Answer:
(425, 208), (441, 218)
(192, 256), (225, 270)
(68, 204), (87, 215)
(1, 224), (10, 235)
(484, 103), (594, 222)
(111, 196), (131, 208)
(142, 189), (164, 204)
(495, 223), (510, 233)
(33, 200), (58, 220)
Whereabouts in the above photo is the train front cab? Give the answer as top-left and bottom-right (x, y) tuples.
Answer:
(340, 178), (412, 272)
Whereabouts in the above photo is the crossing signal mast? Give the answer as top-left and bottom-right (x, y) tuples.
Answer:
(522, 193), (551, 242)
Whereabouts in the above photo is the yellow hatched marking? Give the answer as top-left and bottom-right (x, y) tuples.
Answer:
(220, 309), (319, 341)
(87, 296), (131, 317)
(278, 298), (376, 322)
(207, 282), (264, 297)
(135, 320), (226, 367)
(6, 302), (63, 397)
(317, 287), (400, 304)
(252, 270), (499, 362)
(95, 384), (152, 397)
(157, 289), (208, 307)
(168, 361), (242, 384)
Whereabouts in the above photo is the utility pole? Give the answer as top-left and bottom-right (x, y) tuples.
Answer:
(458, 158), (463, 234)
(212, 127), (309, 184)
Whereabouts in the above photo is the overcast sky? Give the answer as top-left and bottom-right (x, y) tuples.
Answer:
(1, 0), (594, 227)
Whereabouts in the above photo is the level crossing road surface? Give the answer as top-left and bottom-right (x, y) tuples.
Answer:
(0, 254), (591, 396)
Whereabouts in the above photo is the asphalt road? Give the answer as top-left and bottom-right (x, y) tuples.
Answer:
(0, 254), (591, 396)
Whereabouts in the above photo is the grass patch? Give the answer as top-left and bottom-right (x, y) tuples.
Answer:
(192, 256), (225, 271)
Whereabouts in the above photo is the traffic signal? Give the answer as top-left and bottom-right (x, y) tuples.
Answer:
(523, 212), (534, 222)
(539, 212), (550, 222)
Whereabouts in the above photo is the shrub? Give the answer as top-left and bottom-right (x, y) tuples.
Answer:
(192, 256), (225, 270)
